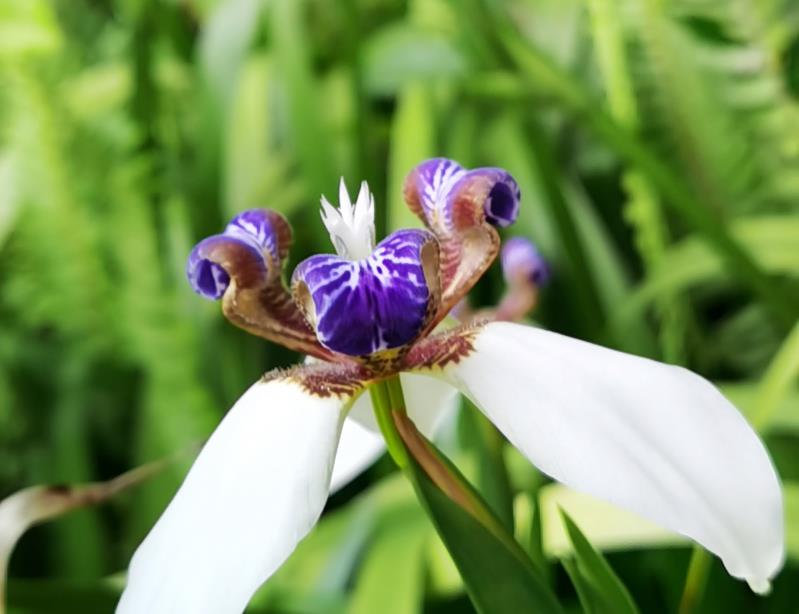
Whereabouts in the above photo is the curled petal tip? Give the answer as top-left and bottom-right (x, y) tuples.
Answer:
(483, 173), (521, 228)
(186, 209), (290, 300)
(404, 159), (520, 231)
(187, 251), (230, 300)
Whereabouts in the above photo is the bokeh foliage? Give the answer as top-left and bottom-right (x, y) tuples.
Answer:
(1, 0), (798, 612)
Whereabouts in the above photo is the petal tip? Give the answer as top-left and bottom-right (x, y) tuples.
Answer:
(186, 241), (231, 300)
(747, 577), (771, 595)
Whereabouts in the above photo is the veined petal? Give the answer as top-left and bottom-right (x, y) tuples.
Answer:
(118, 374), (359, 614)
(292, 228), (440, 359)
(422, 321), (784, 592)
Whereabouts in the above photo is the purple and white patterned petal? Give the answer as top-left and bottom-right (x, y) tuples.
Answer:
(404, 158), (467, 227)
(186, 209), (332, 360)
(501, 237), (550, 287)
(402, 159), (521, 332)
(226, 209), (286, 264)
(403, 158), (520, 233)
(293, 229), (439, 358)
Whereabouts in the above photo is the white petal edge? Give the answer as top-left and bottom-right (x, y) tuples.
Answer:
(334, 373), (459, 491)
(329, 418), (385, 493)
(117, 378), (352, 614)
(433, 321), (784, 592)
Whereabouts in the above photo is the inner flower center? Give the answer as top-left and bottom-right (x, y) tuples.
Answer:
(320, 178), (376, 261)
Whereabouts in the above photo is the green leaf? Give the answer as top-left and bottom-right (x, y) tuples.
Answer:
(539, 484), (681, 557)
(722, 382), (799, 435)
(559, 510), (640, 614)
(6, 579), (121, 614)
(458, 401), (514, 530)
(386, 84), (436, 231)
(614, 216), (799, 333)
(269, 0), (337, 198)
(750, 319), (799, 431)
(395, 420), (564, 614)
(362, 23), (467, 96)
(493, 7), (799, 327)
(0, 151), (21, 250)
(349, 503), (429, 614)
(412, 468), (564, 614)
(199, 0), (261, 113)
(785, 482), (799, 563)
(0, 0), (62, 58)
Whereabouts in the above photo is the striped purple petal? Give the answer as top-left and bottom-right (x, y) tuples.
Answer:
(186, 209), (283, 300)
(186, 209), (332, 360)
(404, 158), (520, 232)
(402, 159), (521, 332)
(292, 229), (438, 357)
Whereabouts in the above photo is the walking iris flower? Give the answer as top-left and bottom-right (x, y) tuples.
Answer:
(118, 159), (784, 613)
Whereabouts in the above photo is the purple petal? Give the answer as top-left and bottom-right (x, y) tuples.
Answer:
(481, 172), (521, 228)
(186, 209), (283, 300)
(405, 159), (520, 231)
(226, 210), (283, 263)
(186, 235), (264, 299)
(405, 158), (467, 222)
(501, 237), (550, 286)
(293, 229), (435, 356)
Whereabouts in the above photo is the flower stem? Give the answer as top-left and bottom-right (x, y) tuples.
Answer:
(678, 547), (712, 614)
(368, 378), (409, 469)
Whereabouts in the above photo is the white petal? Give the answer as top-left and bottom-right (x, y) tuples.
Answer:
(338, 177), (353, 219)
(329, 418), (385, 493)
(117, 377), (352, 614)
(435, 321), (784, 591)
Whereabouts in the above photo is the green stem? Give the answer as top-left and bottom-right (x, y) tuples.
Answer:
(368, 378), (409, 469)
(678, 548), (712, 614)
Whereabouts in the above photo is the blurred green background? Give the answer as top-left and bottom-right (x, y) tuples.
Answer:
(1, 0), (798, 612)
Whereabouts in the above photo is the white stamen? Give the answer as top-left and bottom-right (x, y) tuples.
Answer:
(320, 178), (375, 260)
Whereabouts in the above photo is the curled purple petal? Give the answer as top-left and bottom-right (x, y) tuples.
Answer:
(186, 235), (265, 300)
(185, 209), (332, 359)
(501, 237), (550, 286)
(226, 210), (283, 262)
(404, 158), (467, 225)
(191, 259), (230, 300)
(186, 209), (284, 300)
(483, 174), (521, 228)
(293, 229), (437, 357)
(404, 158), (520, 231)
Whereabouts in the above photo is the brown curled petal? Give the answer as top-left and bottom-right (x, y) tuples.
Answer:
(187, 209), (335, 361)
(403, 160), (520, 332)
